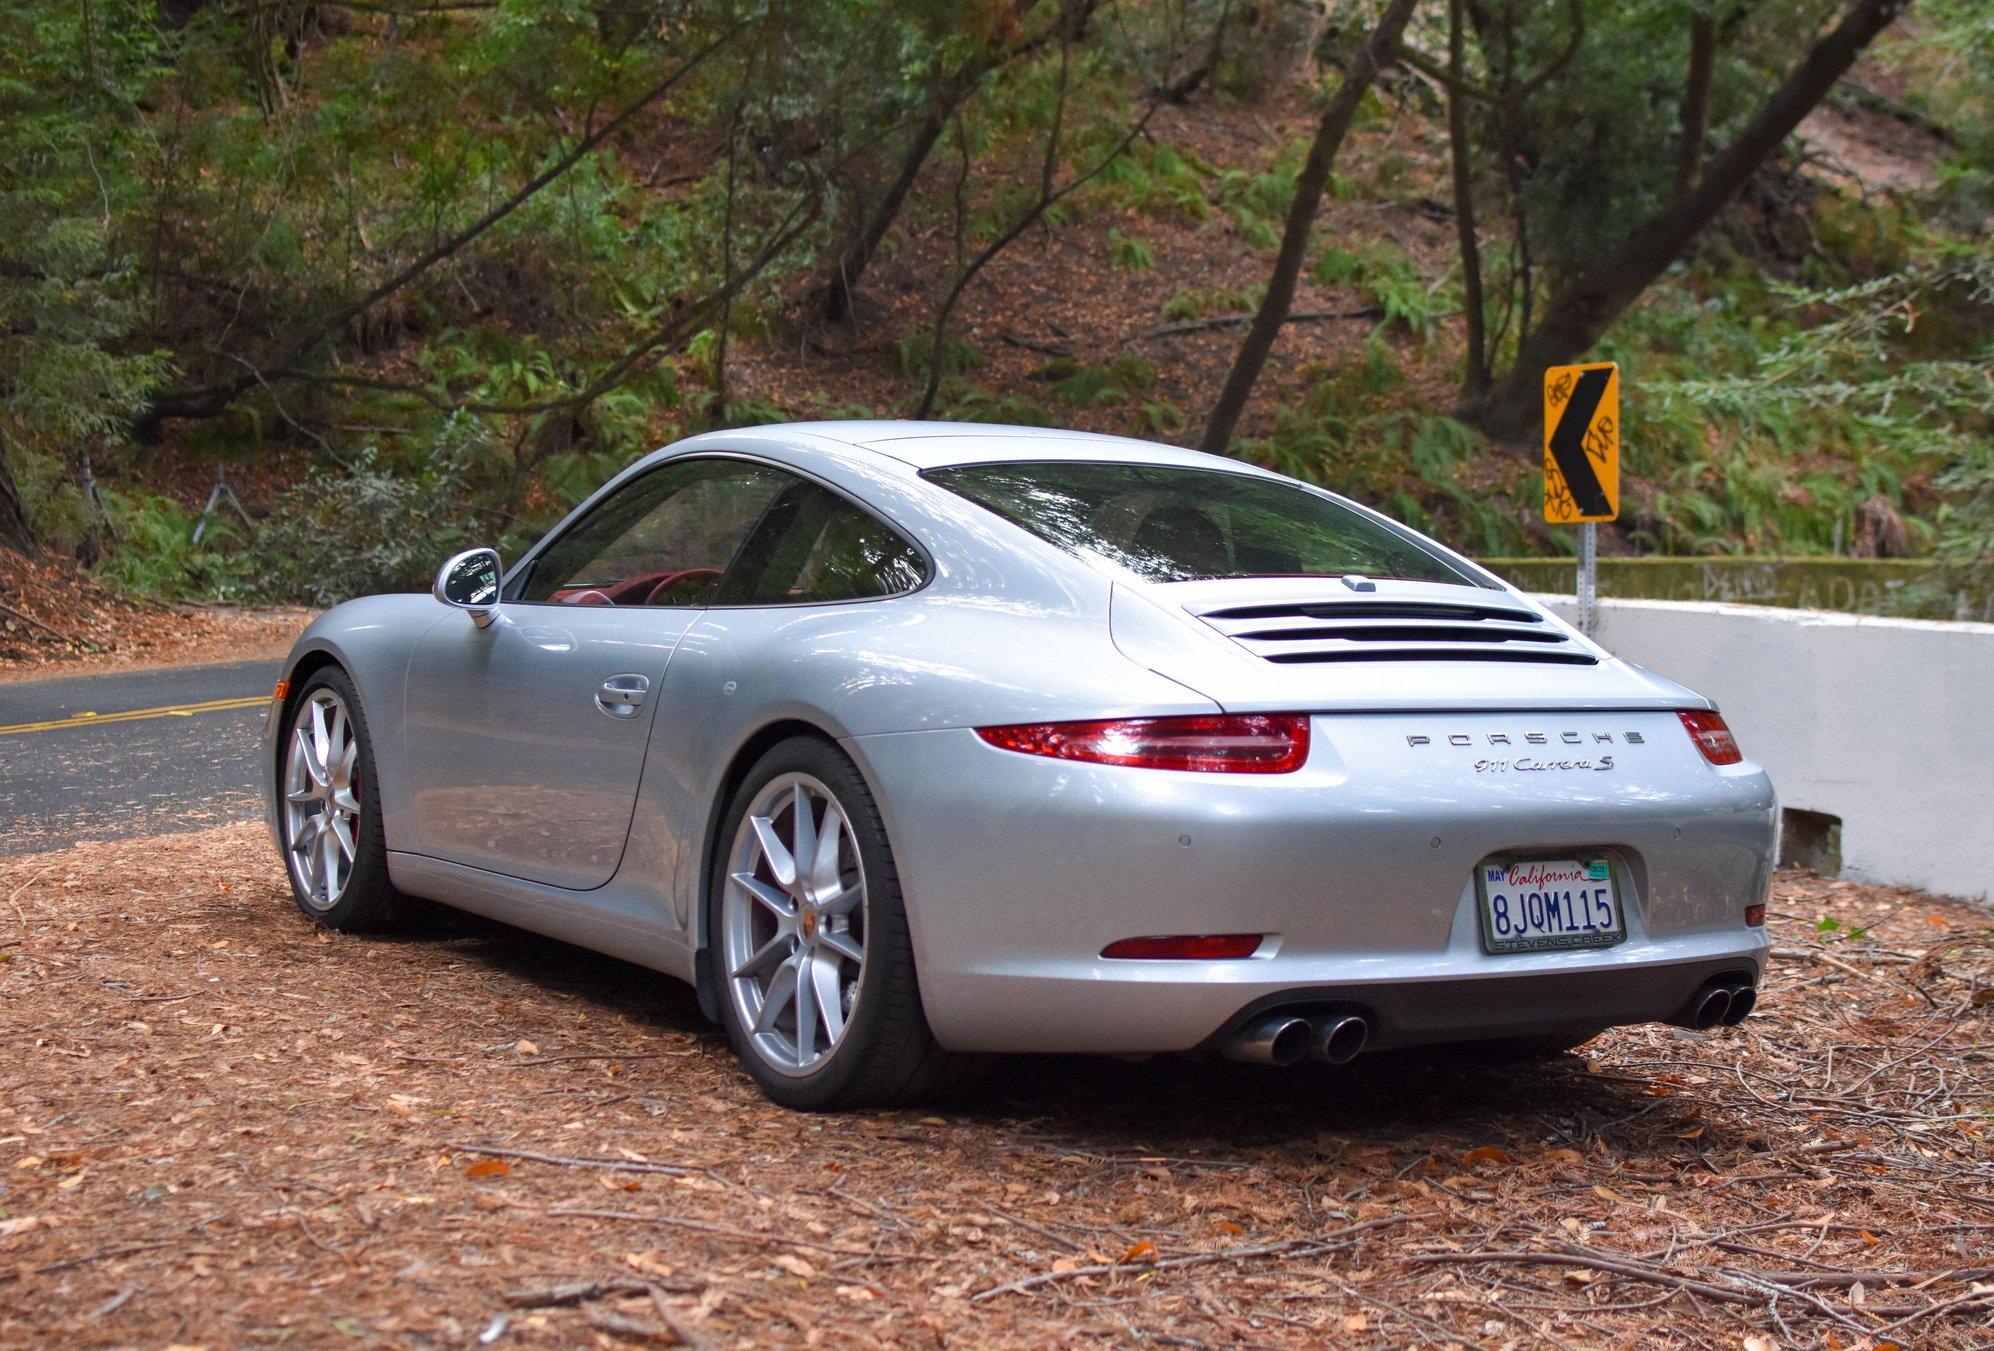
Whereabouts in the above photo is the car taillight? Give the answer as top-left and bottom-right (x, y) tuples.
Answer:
(975, 713), (1310, 773)
(1678, 709), (1742, 765)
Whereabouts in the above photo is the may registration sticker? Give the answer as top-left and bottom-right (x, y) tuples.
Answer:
(1477, 857), (1625, 954)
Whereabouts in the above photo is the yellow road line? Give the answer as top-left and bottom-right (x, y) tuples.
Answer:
(0, 695), (270, 736)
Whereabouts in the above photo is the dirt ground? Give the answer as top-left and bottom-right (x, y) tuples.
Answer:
(2, 825), (1989, 1350)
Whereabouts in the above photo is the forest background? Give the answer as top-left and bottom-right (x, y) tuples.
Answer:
(1, 0), (1990, 622)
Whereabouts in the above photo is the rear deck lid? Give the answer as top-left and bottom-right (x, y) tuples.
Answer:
(1111, 577), (1703, 712)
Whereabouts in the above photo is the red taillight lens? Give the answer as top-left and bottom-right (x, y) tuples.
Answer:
(1101, 934), (1264, 960)
(1678, 709), (1742, 765)
(976, 714), (1310, 773)
(1744, 903), (1765, 927)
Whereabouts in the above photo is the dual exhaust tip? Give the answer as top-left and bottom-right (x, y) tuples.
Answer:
(1225, 974), (1759, 1064)
(1673, 977), (1758, 1031)
(1223, 1011), (1367, 1067)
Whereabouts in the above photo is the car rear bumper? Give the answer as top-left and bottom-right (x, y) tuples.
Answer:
(847, 712), (1776, 1055)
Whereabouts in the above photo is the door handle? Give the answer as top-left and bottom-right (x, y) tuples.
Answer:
(595, 673), (651, 719)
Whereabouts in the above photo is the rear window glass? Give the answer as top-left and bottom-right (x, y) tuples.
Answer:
(924, 461), (1487, 586)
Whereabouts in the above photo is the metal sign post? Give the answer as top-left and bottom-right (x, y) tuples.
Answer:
(1577, 519), (1596, 637)
(1543, 362), (1620, 640)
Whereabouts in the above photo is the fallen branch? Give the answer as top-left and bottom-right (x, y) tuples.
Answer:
(0, 599), (94, 648)
(541, 1207), (906, 1260)
(1407, 1248), (1763, 1308)
(970, 1214), (1411, 1303)
(503, 1277), (698, 1308)
(1146, 305), (1381, 338)
(452, 1143), (697, 1176)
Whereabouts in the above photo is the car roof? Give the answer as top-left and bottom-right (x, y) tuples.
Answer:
(767, 421), (1277, 476)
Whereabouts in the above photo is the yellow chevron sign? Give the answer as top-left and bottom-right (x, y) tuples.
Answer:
(1543, 362), (1620, 523)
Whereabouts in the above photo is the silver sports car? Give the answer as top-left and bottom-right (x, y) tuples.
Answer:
(264, 422), (1776, 1109)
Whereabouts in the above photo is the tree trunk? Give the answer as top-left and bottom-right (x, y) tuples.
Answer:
(1674, 14), (1716, 198)
(0, 437), (42, 558)
(1446, 0), (1489, 395)
(823, 66), (984, 324)
(1198, 0), (1420, 455)
(1460, 0), (1909, 447)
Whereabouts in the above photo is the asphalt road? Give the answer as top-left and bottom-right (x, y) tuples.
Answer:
(0, 659), (280, 858)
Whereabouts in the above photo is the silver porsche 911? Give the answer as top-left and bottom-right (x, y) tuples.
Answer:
(264, 422), (1776, 1109)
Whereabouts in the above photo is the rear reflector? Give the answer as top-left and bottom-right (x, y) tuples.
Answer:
(1101, 934), (1264, 960)
(976, 713), (1309, 774)
(1678, 709), (1742, 765)
(1744, 903), (1765, 927)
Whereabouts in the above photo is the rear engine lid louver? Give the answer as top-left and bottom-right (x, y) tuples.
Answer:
(1190, 597), (1598, 666)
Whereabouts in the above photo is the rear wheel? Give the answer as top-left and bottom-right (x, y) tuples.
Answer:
(710, 737), (968, 1110)
(278, 669), (409, 932)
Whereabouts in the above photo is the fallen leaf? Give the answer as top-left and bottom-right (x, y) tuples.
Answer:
(1593, 1185), (1629, 1206)
(835, 1284), (877, 1301)
(56, 1170), (87, 1190)
(1216, 1221), (1244, 1236)
(0, 1216), (50, 1237)
(464, 1159), (510, 1179)
(1742, 1337), (1776, 1351)
(514, 1040), (539, 1055)
(1545, 1148), (1584, 1165)
(1051, 1259), (1083, 1273)
(624, 1250), (675, 1279)
(1461, 1146), (1512, 1166)
(1119, 1241), (1159, 1264)
(1860, 1229), (1880, 1245)
(1341, 1313), (1368, 1332)
(1676, 1127), (1706, 1140)
(773, 1254), (816, 1280)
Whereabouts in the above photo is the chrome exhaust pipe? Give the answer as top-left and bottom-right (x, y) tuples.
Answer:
(1687, 984), (1732, 1031)
(1721, 985), (1757, 1026)
(1223, 1014), (1310, 1066)
(1307, 1013), (1369, 1066)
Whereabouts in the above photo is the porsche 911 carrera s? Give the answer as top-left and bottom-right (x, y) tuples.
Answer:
(265, 422), (1775, 1109)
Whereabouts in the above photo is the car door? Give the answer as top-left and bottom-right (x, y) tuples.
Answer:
(402, 457), (793, 890)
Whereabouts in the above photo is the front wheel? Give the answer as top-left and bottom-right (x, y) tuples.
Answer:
(710, 737), (969, 1110)
(277, 668), (409, 932)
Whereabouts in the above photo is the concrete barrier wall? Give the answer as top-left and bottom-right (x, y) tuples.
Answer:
(1537, 596), (1994, 902)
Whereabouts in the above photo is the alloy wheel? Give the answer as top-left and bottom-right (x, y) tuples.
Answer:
(720, 773), (869, 1077)
(283, 687), (362, 911)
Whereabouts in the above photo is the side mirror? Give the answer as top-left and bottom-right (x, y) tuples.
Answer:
(434, 547), (503, 628)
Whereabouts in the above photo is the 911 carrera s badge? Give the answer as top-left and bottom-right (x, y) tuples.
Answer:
(1473, 755), (1614, 773)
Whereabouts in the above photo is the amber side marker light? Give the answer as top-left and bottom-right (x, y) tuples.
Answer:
(1744, 904), (1766, 927)
(1101, 934), (1264, 961)
(1677, 709), (1742, 765)
(272, 679), (290, 702)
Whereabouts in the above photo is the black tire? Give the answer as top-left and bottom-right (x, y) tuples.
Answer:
(276, 668), (410, 932)
(708, 736), (969, 1110)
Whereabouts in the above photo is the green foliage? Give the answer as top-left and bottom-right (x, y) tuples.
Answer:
(249, 446), (482, 607)
(97, 490), (251, 601)
(898, 327), (984, 379)
(928, 380), (1055, 427)
(1313, 242), (1458, 339)
(1160, 285), (1260, 321)
(1109, 228), (1157, 272)
(1034, 355), (1158, 408)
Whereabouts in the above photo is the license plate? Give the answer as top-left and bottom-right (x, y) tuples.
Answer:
(1477, 856), (1625, 954)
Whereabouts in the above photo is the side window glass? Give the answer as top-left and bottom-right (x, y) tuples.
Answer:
(716, 481), (927, 606)
(515, 459), (788, 606)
